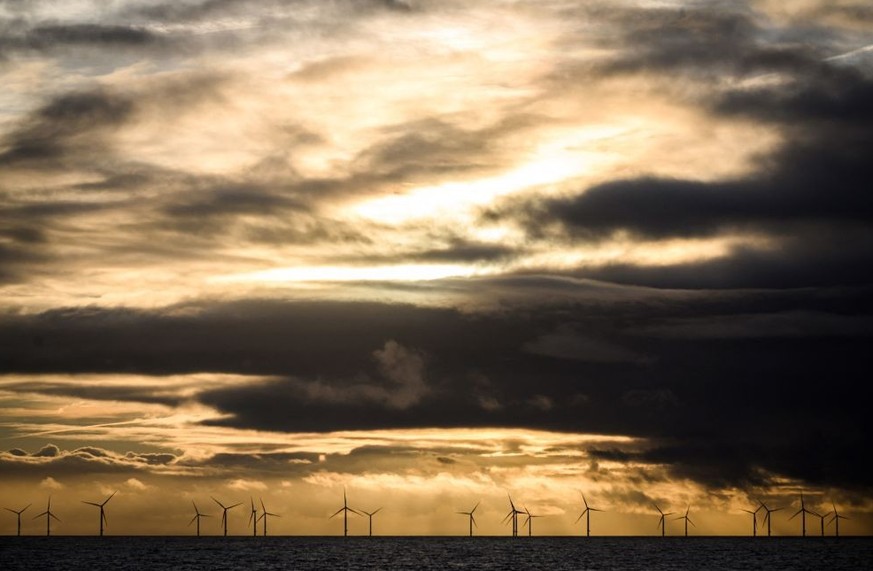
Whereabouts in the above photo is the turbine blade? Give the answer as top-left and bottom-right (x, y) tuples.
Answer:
(228, 503), (242, 510)
(789, 509), (801, 521)
(373, 507), (382, 515)
(260, 498), (266, 512)
(471, 502), (480, 514)
(34, 511), (48, 519)
(82, 501), (100, 507)
(188, 515), (197, 526)
(212, 497), (225, 509)
(688, 518), (695, 527)
(329, 508), (344, 519)
(103, 491), (117, 506)
(50, 513), (61, 522)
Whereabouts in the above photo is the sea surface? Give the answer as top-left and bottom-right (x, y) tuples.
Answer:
(1, 536), (872, 570)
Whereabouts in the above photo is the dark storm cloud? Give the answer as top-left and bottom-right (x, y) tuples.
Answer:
(2, 290), (871, 491)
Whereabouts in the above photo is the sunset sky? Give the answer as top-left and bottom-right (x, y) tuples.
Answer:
(2, 0), (872, 536)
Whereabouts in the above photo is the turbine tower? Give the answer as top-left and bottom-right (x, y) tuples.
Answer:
(329, 488), (360, 537)
(189, 501), (211, 536)
(811, 511), (825, 537)
(4, 503), (30, 537)
(33, 496), (60, 537)
(654, 504), (674, 537)
(456, 502), (478, 537)
(257, 498), (280, 536)
(788, 492), (815, 537)
(212, 496), (242, 537)
(247, 498), (258, 537)
(523, 506), (543, 537)
(674, 506), (695, 537)
(741, 503), (763, 537)
(82, 491), (116, 537)
(575, 493), (602, 537)
(827, 503), (849, 537)
(758, 500), (782, 537)
(360, 507), (382, 537)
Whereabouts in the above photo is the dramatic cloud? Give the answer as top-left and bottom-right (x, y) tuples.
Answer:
(2, 0), (872, 535)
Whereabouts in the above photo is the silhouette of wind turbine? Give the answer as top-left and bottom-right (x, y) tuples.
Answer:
(456, 502), (478, 537)
(674, 506), (695, 537)
(502, 495), (524, 537)
(247, 497), (259, 537)
(329, 488), (360, 537)
(741, 503), (763, 537)
(360, 507), (382, 537)
(33, 496), (60, 536)
(574, 493), (602, 537)
(811, 510), (826, 537)
(789, 492), (815, 537)
(82, 491), (116, 537)
(189, 501), (211, 536)
(212, 496), (242, 536)
(654, 504), (674, 537)
(4, 503), (30, 536)
(523, 506), (543, 537)
(827, 502), (849, 537)
(257, 498), (280, 536)
(758, 500), (782, 537)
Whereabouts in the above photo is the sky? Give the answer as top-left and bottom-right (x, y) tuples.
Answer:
(1, 0), (872, 536)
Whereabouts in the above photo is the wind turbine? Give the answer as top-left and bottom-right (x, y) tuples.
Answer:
(789, 492), (815, 537)
(741, 503), (763, 537)
(758, 500), (782, 537)
(827, 503), (849, 537)
(456, 502), (478, 537)
(674, 506), (695, 537)
(257, 498), (280, 536)
(811, 510), (825, 537)
(189, 501), (211, 536)
(33, 496), (60, 536)
(212, 496), (242, 537)
(360, 507), (382, 537)
(523, 506), (543, 537)
(329, 488), (360, 537)
(4, 503), (31, 536)
(82, 491), (116, 537)
(654, 504), (674, 537)
(574, 493), (602, 537)
(502, 495), (524, 538)
(247, 497), (258, 537)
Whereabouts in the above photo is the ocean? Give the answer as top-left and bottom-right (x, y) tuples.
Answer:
(1, 536), (872, 570)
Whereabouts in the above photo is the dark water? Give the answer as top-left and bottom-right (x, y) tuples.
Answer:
(1, 536), (872, 570)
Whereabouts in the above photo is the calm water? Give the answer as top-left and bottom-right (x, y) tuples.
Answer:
(1, 536), (872, 570)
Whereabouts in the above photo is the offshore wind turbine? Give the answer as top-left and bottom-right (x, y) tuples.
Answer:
(827, 503), (849, 537)
(189, 501), (211, 536)
(811, 511), (825, 537)
(502, 495), (524, 538)
(82, 491), (116, 537)
(257, 498), (280, 536)
(329, 488), (360, 537)
(574, 493), (602, 537)
(360, 507), (382, 537)
(4, 503), (30, 536)
(212, 496), (242, 536)
(788, 492), (815, 537)
(654, 504), (674, 537)
(674, 506), (695, 537)
(456, 502), (478, 537)
(758, 500), (782, 537)
(741, 503), (763, 537)
(247, 498), (258, 537)
(33, 496), (60, 537)
(523, 506), (543, 537)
